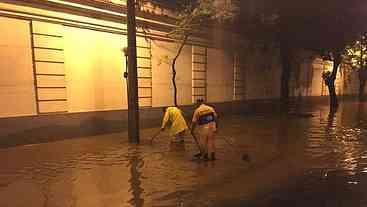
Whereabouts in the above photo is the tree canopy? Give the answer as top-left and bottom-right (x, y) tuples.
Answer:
(344, 33), (367, 70)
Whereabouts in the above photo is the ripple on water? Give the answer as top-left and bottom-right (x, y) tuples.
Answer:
(0, 102), (366, 207)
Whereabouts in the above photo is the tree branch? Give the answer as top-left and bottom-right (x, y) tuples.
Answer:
(171, 35), (189, 106)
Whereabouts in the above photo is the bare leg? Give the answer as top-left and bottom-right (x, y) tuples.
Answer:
(200, 136), (207, 154)
(207, 130), (216, 160)
(175, 131), (185, 143)
(199, 130), (209, 159)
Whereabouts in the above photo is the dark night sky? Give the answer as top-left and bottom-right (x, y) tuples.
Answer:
(152, 0), (367, 49)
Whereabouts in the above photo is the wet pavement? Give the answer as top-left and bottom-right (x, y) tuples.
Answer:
(0, 101), (366, 207)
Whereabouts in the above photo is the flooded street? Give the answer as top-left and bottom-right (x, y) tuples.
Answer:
(254, 101), (367, 207)
(0, 101), (367, 207)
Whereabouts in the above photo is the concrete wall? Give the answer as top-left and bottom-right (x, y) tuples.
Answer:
(309, 59), (324, 97)
(0, 15), (363, 115)
(341, 66), (360, 96)
(64, 26), (127, 112)
(0, 1), (365, 146)
(151, 40), (192, 107)
(0, 17), (37, 118)
(207, 48), (234, 103)
(0, 14), (363, 119)
(288, 54), (364, 99)
(241, 47), (281, 100)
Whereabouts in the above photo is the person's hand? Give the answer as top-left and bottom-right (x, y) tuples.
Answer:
(213, 127), (218, 134)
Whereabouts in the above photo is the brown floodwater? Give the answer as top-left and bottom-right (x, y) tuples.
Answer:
(0, 101), (366, 207)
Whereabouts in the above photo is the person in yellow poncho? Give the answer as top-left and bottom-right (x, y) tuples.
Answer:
(161, 106), (189, 143)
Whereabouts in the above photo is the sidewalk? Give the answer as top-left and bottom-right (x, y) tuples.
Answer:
(0, 112), (314, 207)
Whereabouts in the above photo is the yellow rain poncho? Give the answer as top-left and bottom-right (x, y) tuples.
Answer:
(161, 107), (188, 137)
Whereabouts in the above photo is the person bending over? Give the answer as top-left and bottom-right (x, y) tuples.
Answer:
(161, 106), (189, 143)
(191, 99), (218, 161)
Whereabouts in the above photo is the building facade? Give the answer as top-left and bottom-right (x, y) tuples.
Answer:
(0, 0), (362, 144)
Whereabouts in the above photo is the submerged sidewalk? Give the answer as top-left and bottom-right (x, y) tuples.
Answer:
(1, 101), (366, 206)
(0, 109), (317, 207)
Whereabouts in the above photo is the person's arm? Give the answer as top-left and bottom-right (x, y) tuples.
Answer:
(213, 110), (218, 130)
(190, 110), (198, 133)
(190, 122), (197, 134)
(161, 110), (169, 131)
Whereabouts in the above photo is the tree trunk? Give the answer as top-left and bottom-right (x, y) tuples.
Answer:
(171, 35), (188, 107)
(127, 0), (139, 143)
(359, 78), (366, 101)
(327, 80), (338, 112)
(326, 54), (341, 113)
(358, 69), (366, 101)
(279, 43), (292, 110)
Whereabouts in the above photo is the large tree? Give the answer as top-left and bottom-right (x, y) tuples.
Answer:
(344, 33), (367, 101)
(290, 0), (367, 111)
(236, 0), (315, 107)
(242, 0), (367, 111)
(309, 1), (366, 111)
(167, 0), (239, 106)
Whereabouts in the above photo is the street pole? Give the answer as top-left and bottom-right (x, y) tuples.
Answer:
(127, 0), (139, 143)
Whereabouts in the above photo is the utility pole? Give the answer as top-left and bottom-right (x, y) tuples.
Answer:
(127, 0), (139, 143)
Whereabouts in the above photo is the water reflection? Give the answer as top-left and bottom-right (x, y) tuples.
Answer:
(0, 102), (366, 207)
(258, 102), (367, 207)
(325, 110), (337, 137)
(127, 146), (144, 207)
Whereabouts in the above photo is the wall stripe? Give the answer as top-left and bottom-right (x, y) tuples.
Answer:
(233, 53), (246, 101)
(192, 46), (207, 103)
(137, 36), (152, 107)
(31, 20), (67, 114)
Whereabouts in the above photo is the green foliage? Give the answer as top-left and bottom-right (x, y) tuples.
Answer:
(344, 33), (367, 71)
(169, 0), (239, 39)
(164, 0), (239, 106)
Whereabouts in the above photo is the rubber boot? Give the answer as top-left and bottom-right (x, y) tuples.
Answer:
(193, 152), (202, 158)
(202, 153), (209, 161)
(210, 152), (216, 161)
